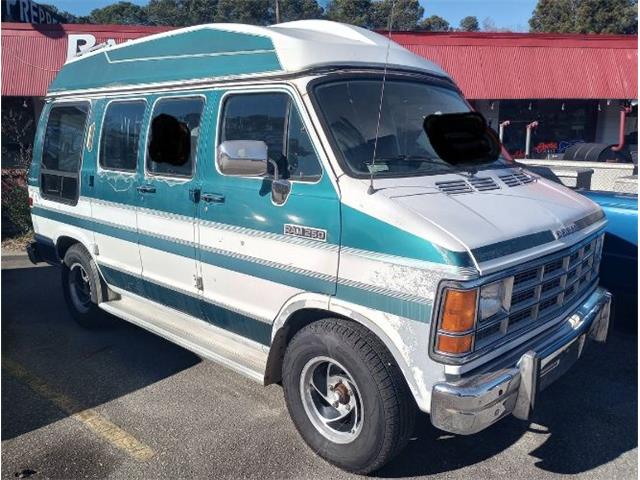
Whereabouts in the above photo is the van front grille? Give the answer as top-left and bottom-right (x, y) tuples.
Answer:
(474, 232), (603, 350)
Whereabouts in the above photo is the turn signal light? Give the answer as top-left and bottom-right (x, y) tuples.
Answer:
(440, 288), (477, 333)
(436, 334), (473, 355)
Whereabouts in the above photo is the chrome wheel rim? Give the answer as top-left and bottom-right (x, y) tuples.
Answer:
(300, 356), (363, 444)
(69, 262), (92, 313)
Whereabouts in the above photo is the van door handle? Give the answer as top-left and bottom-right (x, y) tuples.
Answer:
(201, 193), (225, 204)
(137, 185), (156, 194)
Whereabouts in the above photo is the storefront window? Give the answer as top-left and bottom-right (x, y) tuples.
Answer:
(499, 100), (598, 158)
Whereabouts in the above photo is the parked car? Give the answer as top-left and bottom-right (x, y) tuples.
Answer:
(579, 190), (637, 332)
(27, 21), (612, 474)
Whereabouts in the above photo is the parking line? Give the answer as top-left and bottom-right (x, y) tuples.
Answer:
(2, 356), (154, 461)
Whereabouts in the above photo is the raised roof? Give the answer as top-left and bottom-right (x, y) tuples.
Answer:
(49, 20), (447, 94)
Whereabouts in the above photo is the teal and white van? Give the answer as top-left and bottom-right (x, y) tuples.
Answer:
(27, 20), (612, 474)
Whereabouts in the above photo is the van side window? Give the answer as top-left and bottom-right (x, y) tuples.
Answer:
(100, 100), (146, 172)
(41, 102), (89, 203)
(221, 93), (322, 182)
(147, 96), (204, 177)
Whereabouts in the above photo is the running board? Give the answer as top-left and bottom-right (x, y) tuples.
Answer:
(99, 294), (268, 383)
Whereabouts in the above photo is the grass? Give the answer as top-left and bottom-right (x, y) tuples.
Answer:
(1, 231), (33, 252)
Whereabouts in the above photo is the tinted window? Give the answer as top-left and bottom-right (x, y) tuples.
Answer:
(42, 104), (88, 172)
(222, 93), (287, 161)
(100, 101), (146, 172)
(41, 103), (89, 203)
(221, 93), (322, 182)
(286, 107), (322, 181)
(147, 97), (204, 177)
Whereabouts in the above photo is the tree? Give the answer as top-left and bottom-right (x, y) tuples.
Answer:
(418, 14), (450, 31)
(529, 0), (638, 34)
(528, 0), (577, 32)
(278, 0), (323, 22)
(215, 0), (274, 25)
(88, 1), (150, 25)
(325, 0), (372, 27)
(369, 0), (423, 30)
(147, 0), (218, 26)
(459, 15), (479, 31)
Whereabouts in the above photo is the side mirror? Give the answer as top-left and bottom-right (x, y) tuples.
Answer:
(217, 140), (268, 176)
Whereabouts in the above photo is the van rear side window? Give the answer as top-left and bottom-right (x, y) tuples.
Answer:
(100, 101), (146, 172)
(41, 102), (89, 204)
(147, 96), (204, 178)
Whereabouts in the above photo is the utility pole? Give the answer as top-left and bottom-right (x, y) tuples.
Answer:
(275, 0), (280, 23)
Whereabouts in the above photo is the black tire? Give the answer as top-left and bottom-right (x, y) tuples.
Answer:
(282, 318), (416, 474)
(61, 243), (116, 328)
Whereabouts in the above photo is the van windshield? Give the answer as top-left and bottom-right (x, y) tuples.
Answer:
(313, 78), (510, 177)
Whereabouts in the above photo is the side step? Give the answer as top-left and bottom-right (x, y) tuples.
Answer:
(99, 294), (268, 383)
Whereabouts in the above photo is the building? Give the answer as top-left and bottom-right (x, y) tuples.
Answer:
(1, 22), (637, 167)
(392, 31), (638, 161)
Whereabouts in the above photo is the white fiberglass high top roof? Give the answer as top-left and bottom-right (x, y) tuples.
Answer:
(52, 20), (449, 94)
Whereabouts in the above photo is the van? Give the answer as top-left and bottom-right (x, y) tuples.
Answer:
(27, 20), (612, 474)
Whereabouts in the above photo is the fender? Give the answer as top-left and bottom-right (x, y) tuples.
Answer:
(267, 291), (434, 411)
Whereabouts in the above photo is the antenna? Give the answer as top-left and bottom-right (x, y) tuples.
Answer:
(368, 0), (396, 195)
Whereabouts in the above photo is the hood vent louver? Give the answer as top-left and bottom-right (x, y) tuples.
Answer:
(499, 171), (534, 187)
(435, 180), (473, 194)
(468, 177), (500, 191)
(436, 177), (500, 194)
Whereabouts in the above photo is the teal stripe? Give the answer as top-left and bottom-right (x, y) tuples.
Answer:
(335, 284), (431, 323)
(99, 264), (272, 345)
(33, 205), (432, 321)
(32, 206), (138, 244)
(199, 249), (334, 294)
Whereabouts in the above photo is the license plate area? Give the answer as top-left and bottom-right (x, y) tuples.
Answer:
(538, 334), (586, 391)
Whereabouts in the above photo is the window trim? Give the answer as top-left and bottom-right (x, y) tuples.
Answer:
(97, 98), (148, 175)
(215, 87), (324, 185)
(143, 94), (206, 181)
(39, 99), (92, 205)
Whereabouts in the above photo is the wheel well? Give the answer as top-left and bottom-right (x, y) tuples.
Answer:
(263, 308), (352, 386)
(56, 236), (81, 261)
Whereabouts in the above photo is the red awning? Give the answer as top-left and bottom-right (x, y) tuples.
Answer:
(1, 23), (637, 100)
(1, 22), (170, 97)
(391, 31), (638, 100)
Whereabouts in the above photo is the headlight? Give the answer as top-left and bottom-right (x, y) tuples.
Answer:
(479, 278), (513, 320)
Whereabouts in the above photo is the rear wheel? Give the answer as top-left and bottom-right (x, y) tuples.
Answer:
(62, 244), (116, 328)
(282, 318), (416, 474)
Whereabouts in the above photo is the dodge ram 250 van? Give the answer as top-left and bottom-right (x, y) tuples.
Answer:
(27, 20), (612, 474)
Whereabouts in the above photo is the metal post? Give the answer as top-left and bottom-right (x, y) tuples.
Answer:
(499, 120), (510, 142)
(525, 121), (538, 159)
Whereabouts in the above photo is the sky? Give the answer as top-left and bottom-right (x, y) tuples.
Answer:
(46, 0), (538, 31)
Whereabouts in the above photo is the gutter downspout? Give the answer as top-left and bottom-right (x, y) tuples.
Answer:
(525, 121), (538, 159)
(611, 106), (632, 152)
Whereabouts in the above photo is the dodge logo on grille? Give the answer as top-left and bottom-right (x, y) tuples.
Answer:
(554, 223), (579, 239)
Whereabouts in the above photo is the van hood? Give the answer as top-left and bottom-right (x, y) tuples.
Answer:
(376, 169), (604, 266)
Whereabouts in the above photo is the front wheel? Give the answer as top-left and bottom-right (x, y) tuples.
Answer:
(282, 318), (416, 474)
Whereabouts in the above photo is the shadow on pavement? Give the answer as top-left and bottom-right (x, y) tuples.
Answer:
(377, 332), (637, 478)
(2, 265), (201, 441)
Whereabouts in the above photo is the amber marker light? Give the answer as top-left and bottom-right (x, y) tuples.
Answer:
(436, 334), (474, 355)
(440, 288), (477, 333)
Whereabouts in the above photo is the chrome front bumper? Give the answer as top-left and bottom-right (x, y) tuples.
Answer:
(430, 287), (612, 435)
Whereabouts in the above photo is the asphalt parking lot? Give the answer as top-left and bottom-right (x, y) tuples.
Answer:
(2, 259), (637, 479)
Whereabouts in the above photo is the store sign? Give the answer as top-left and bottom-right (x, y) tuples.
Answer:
(2, 0), (65, 24)
(67, 34), (116, 61)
